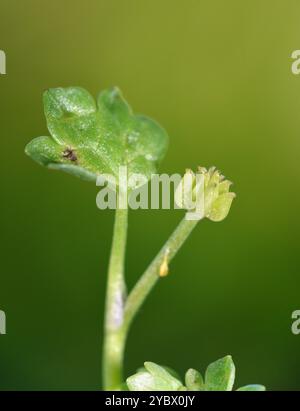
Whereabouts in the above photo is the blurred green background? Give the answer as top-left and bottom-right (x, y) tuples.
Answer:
(0, 0), (300, 391)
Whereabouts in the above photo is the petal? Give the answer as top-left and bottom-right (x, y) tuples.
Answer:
(219, 180), (232, 194)
(208, 192), (236, 222)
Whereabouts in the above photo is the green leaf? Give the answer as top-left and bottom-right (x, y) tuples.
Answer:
(162, 366), (182, 381)
(25, 86), (169, 183)
(237, 385), (266, 391)
(204, 355), (235, 391)
(185, 368), (204, 391)
(126, 357), (265, 392)
(126, 362), (184, 391)
(136, 365), (181, 381)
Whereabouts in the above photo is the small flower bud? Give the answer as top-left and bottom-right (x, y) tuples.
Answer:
(175, 167), (235, 222)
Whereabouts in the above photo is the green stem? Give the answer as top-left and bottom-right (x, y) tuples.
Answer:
(102, 211), (201, 390)
(102, 207), (128, 390)
(123, 216), (200, 334)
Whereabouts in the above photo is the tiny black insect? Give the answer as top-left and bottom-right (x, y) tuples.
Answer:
(63, 148), (77, 162)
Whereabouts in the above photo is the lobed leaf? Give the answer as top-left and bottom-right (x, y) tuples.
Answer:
(25, 86), (169, 184)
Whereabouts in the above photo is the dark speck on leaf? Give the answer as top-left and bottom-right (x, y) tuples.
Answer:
(63, 148), (77, 162)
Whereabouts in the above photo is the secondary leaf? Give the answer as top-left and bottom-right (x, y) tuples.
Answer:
(25, 86), (169, 183)
(126, 362), (184, 391)
(185, 368), (204, 391)
(237, 385), (266, 391)
(205, 355), (235, 391)
(126, 357), (265, 391)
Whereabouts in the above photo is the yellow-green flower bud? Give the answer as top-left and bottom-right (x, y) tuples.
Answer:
(175, 166), (236, 222)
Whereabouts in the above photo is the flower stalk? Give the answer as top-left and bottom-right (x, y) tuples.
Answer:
(123, 216), (200, 332)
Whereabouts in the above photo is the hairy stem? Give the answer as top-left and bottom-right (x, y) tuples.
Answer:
(123, 216), (200, 333)
(102, 207), (128, 390)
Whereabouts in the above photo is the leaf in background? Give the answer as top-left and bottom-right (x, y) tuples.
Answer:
(25, 86), (169, 183)
(237, 385), (266, 391)
(162, 366), (182, 381)
(204, 355), (235, 391)
(135, 365), (182, 381)
(126, 362), (184, 391)
(185, 368), (204, 391)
